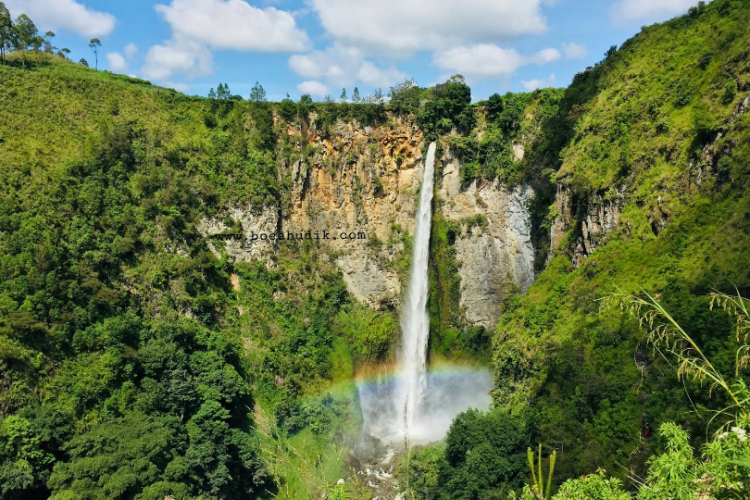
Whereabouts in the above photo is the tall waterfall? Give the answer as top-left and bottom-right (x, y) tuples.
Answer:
(355, 141), (491, 452)
(394, 141), (436, 445)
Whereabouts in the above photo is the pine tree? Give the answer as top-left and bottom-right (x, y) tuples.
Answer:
(340, 88), (347, 103)
(250, 82), (266, 102)
(352, 87), (361, 103)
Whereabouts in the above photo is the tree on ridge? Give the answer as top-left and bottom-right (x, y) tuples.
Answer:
(88, 37), (101, 70)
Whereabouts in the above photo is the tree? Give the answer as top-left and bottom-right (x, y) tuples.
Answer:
(12, 14), (37, 66)
(216, 83), (231, 100)
(43, 30), (55, 52)
(208, 87), (216, 99)
(372, 87), (384, 105)
(340, 88), (347, 103)
(79, 57), (88, 67)
(88, 37), (101, 70)
(60, 47), (70, 60)
(0, 2), (12, 63)
(352, 87), (361, 103)
(12, 14), (37, 50)
(388, 78), (420, 110)
(250, 81), (266, 102)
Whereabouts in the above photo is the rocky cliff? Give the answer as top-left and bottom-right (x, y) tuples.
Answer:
(549, 184), (625, 266)
(198, 115), (536, 329)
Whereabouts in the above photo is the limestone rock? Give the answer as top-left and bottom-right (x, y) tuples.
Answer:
(442, 176), (535, 329)
(197, 204), (279, 265)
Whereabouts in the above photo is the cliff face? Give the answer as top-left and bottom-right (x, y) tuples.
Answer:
(549, 184), (625, 266)
(198, 115), (536, 328)
(439, 148), (535, 329)
(282, 115), (425, 310)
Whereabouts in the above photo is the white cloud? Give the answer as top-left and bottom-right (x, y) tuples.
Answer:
(143, 0), (309, 81)
(532, 47), (561, 64)
(310, 0), (548, 56)
(297, 81), (329, 98)
(5, 0), (115, 37)
(432, 44), (559, 79)
(106, 52), (127, 72)
(521, 73), (556, 91)
(163, 81), (190, 93)
(154, 0), (310, 51)
(609, 0), (711, 23)
(356, 60), (405, 88)
(289, 44), (406, 88)
(561, 42), (587, 59)
(141, 38), (213, 80)
(124, 43), (138, 59)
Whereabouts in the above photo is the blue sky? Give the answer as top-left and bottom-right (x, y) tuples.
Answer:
(6, 0), (707, 101)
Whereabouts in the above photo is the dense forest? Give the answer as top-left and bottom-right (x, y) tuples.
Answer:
(1, 0), (750, 499)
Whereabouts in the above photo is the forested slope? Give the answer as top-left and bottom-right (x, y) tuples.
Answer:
(492, 0), (750, 485)
(0, 56), (283, 499)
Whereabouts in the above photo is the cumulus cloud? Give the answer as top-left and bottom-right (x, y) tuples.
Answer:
(142, 0), (309, 80)
(289, 44), (406, 88)
(310, 0), (548, 56)
(141, 39), (213, 80)
(154, 0), (310, 51)
(297, 81), (329, 98)
(521, 73), (556, 91)
(609, 0), (711, 23)
(106, 52), (127, 72)
(561, 42), (587, 59)
(432, 44), (559, 79)
(4, 0), (115, 37)
(532, 47), (561, 64)
(124, 43), (138, 59)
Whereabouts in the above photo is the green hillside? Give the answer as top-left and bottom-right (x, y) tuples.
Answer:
(494, 0), (750, 477)
(1, 0), (750, 498)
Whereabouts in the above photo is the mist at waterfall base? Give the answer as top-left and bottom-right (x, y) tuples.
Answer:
(355, 142), (492, 449)
(356, 367), (493, 447)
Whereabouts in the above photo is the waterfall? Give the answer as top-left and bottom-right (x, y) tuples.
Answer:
(355, 141), (491, 452)
(394, 141), (436, 445)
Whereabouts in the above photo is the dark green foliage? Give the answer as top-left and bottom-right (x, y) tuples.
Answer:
(0, 51), (278, 498)
(722, 78), (738, 104)
(273, 394), (343, 436)
(403, 407), (535, 500)
(417, 75), (475, 137)
(0, 2), (12, 63)
(388, 79), (424, 112)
